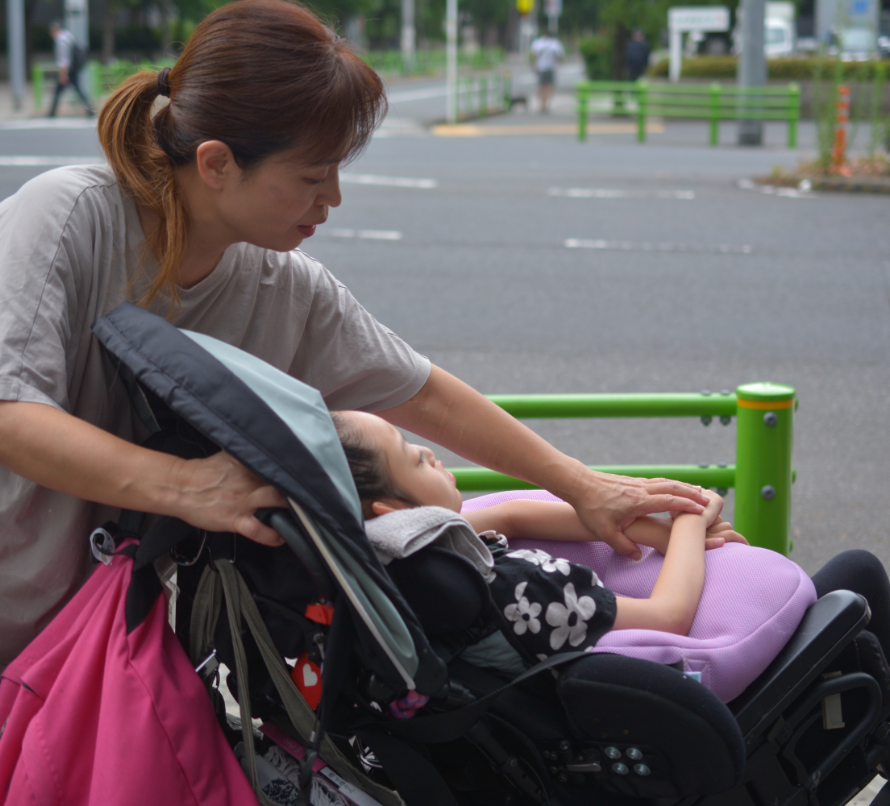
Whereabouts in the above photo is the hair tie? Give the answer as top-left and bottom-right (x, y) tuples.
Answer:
(157, 67), (172, 98)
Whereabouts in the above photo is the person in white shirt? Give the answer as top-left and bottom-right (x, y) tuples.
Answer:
(48, 21), (93, 117)
(530, 32), (565, 113)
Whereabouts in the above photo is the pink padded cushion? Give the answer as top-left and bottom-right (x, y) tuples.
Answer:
(461, 490), (816, 703)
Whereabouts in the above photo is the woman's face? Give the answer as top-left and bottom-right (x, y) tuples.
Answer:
(214, 147), (343, 252)
(346, 411), (464, 514)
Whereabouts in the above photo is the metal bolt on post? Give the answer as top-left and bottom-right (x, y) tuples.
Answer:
(734, 382), (795, 555)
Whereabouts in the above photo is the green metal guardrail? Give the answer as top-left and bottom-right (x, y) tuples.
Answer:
(576, 80), (801, 147)
(363, 47), (505, 76)
(455, 72), (512, 120)
(448, 382), (797, 555)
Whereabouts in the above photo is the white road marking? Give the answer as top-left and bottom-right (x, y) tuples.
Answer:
(738, 178), (814, 199)
(565, 238), (752, 254)
(549, 187), (695, 200)
(330, 228), (403, 241)
(0, 156), (104, 166)
(0, 119), (97, 130)
(340, 172), (437, 189)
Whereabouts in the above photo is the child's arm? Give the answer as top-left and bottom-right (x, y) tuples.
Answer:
(463, 498), (746, 554)
(611, 492), (724, 635)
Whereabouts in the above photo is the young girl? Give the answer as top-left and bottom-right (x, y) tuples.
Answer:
(333, 410), (890, 699)
(333, 410), (748, 672)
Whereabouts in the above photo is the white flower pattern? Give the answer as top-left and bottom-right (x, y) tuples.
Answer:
(506, 549), (571, 575)
(503, 581), (542, 636)
(546, 582), (597, 650)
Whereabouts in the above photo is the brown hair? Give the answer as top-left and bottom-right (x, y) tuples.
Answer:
(97, 0), (385, 310)
(331, 412), (419, 520)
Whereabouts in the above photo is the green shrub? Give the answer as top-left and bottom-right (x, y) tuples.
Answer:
(579, 34), (613, 80)
(648, 55), (889, 81)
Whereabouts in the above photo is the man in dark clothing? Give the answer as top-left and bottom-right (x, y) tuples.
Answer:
(625, 28), (651, 81)
(48, 21), (93, 117)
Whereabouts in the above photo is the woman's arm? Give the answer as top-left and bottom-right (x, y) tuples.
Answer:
(380, 365), (710, 561)
(464, 499), (746, 554)
(0, 401), (286, 545)
(611, 492), (724, 635)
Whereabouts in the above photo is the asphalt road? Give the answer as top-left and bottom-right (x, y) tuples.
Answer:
(0, 75), (887, 577)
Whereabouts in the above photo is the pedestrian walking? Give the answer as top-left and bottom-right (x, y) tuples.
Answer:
(625, 28), (651, 82)
(530, 31), (565, 113)
(48, 21), (93, 117)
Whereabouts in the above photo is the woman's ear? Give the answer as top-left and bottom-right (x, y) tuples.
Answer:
(194, 140), (240, 191)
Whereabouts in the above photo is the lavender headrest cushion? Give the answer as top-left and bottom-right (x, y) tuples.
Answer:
(461, 490), (816, 703)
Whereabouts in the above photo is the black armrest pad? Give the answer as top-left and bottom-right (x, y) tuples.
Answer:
(730, 589), (869, 738)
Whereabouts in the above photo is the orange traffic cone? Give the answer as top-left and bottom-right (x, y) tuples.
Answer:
(831, 84), (851, 176)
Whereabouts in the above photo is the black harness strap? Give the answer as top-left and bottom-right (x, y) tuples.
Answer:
(381, 650), (590, 744)
(123, 516), (198, 633)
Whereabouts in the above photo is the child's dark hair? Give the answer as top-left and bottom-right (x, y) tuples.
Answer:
(331, 412), (417, 519)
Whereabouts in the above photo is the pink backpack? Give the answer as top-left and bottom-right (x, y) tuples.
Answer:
(462, 491), (817, 702)
(0, 546), (257, 806)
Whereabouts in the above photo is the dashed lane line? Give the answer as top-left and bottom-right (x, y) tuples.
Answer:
(565, 238), (752, 254)
(329, 229), (403, 241)
(340, 173), (437, 189)
(549, 188), (695, 200)
(0, 156), (103, 166)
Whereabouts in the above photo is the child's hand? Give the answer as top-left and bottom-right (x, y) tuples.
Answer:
(701, 490), (724, 528)
(705, 517), (750, 549)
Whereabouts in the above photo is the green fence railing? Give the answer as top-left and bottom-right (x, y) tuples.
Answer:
(363, 47), (505, 77)
(448, 382), (797, 555)
(455, 72), (512, 120)
(576, 80), (801, 147)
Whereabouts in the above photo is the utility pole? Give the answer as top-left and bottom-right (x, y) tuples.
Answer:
(400, 0), (415, 74)
(737, 0), (766, 145)
(65, 0), (89, 53)
(446, 0), (458, 123)
(6, 0), (26, 111)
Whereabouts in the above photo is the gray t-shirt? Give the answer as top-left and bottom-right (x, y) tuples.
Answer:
(0, 164), (430, 666)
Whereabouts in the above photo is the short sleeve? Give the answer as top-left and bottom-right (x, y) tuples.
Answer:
(288, 262), (431, 412)
(0, 170), (91, 412)
(490, 550), (617, 661)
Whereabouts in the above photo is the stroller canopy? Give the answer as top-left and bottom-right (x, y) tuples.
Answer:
(92, 302), (446, 695)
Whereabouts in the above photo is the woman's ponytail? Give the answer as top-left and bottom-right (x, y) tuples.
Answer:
(97, 70), (189, 311)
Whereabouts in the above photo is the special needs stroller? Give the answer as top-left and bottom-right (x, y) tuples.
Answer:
(7, 301), (890, 806)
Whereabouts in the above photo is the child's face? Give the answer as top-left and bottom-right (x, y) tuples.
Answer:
(345, 411), (463, 513)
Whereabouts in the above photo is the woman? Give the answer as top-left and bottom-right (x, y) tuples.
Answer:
(0, 0), (707, 667)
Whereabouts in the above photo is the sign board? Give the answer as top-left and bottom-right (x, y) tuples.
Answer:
(545, 0), (562, 16)
(668, 5), (730, 83)
(668, 6), (730, 31)
(517, 0), (534, 14)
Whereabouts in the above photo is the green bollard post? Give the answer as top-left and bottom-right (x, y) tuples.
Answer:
(637, 81), (648, 143)
(709, 83), (720, 146)
(734, 382), (796, 555)
(787, 82), (800, 148)
(577, 84), (589, 142)
(33, 64), (44, 114)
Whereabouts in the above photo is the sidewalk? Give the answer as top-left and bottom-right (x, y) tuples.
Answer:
(0, 80), (93, 122)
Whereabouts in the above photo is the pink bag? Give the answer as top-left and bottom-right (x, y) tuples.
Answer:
(0, 547), (257, 806)
(462, 491), (816, 702)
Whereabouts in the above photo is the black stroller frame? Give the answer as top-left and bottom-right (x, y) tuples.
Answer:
(93, 302), (890, 806)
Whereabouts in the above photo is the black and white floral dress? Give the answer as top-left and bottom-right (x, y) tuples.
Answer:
(486, 544), (617, 661)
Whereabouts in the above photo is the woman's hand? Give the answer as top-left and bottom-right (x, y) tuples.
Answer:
(0, 402), (286, 547)
(171, 452), (287, 546)
(564, 470), (711, 561)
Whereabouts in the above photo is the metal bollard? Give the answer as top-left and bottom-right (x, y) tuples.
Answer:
(734, 382), (795, 555)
